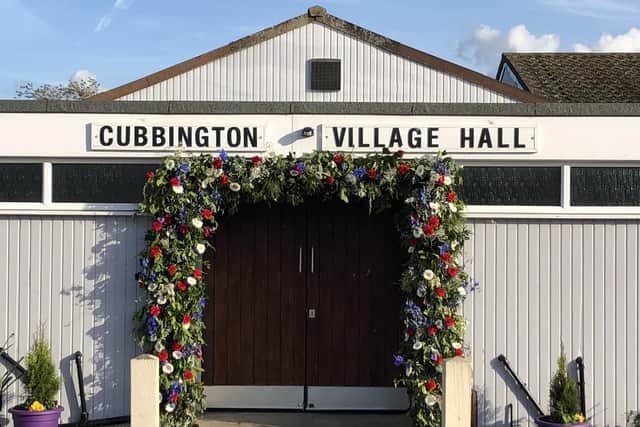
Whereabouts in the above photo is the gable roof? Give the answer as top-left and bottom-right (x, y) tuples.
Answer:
(499, 52), (640, 103)
(90, 6), (543, 102)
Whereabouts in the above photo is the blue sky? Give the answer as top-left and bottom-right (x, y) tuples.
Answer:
(2, 0), (640, 98)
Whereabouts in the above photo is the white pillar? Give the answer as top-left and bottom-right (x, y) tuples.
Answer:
(442, 357), (473, 427)
(131, 354), (160, 427)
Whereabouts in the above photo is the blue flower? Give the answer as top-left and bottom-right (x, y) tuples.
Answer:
(192, 311), (203, 321)
(212, 192), (221, 201)
(178, 163), (190, 175)
(140, 258), (149, 269)
(149, 272), (157, 283)
(199, 298), (208, 308)
(353, 167), (367, 180)
(219, 150), (229, 162)
(341, 162), (348, 171)
(393, 355), (404, 367)
(439, 242), (451, 254)
(178, 208), (187, 223)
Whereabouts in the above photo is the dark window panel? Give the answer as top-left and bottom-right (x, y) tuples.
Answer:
(459, 166), (561, 206)
(310, 59), (341, 91)
(0, 164), (43, 202)
(52, 164), (155, 203)
(571, 167), (640, 206)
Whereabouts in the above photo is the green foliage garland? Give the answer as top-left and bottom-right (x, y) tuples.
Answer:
(135, 150), (473, 427)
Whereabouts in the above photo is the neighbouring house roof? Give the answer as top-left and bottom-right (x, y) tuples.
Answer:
(89, 6), (543, 102)
(498, 52), (640, 103)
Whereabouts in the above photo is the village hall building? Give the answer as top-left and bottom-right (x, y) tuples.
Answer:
(1, 6), (640, 427)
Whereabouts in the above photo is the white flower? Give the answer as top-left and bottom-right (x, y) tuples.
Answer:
(154, 341), (165, 352)
(413, 341), (424, 350)
(250, 167), (261, 180)
(165, 159), (175, 170)
(444, 176), (452, 186)
(162, 363), (174, 374)
(451, 241), (458, 250)
(425, 395), (439, 406)
(415, 165), (425, 177)
(405, 197), (415, 204)
(183, 321), (190, 330)
(458, 287), (467, 296)
(214, 168), (223, 178)
(149, 334), (157, 342)
(187, 276), (197, 286)
(449, 202), (458, 213)
(172, 185), (184, 194)
(357, 190), (366, 198)
(328, 161), (337, 169)
(435, 320), (443, 329)
(196, 243), (206, 254)
(205, 168), (214, 177)
(408, 247), (415, 254)
(412, 228), (423, 238)
(429, 202), (440, 212)
(229, 182), (241, 192)
(423, 269), (434, 281)
(165, 403), (175, 413)
(148, 283), (158, 292)
(452, 342), (462, 349)
(417, 286), (426, 298)
(192, 218), (203, 229)
(290, 170), (300, 177)
(172, 351), (183, 360)
(200, 180), (208, 189)
(157, 295), (167, 305)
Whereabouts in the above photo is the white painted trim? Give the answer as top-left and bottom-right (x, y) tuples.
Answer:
(42, 162), (52, 205)
(561, 164), (571, 209)
(306, 387), (409, 411)
(204, 386), (304, 409)
(464, 205), (640, 219)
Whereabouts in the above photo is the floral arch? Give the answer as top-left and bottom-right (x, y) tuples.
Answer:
(135, 150), (473, 427)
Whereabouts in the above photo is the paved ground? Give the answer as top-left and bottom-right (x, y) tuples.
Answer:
(198, 411), (412, 427)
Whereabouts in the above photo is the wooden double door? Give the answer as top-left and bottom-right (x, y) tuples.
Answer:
(203, 202), (407, 410)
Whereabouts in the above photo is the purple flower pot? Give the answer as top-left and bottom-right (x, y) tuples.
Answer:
(9, 406), (64, 427)
(535, 415), (590, 427)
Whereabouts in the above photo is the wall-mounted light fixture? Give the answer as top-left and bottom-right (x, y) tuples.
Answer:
(301, 127), (314, 137)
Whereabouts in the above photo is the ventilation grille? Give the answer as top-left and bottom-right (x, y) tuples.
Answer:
(310, 59), (341, 91)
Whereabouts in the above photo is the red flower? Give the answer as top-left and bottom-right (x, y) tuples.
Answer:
(447, 267), (458, 277)
(167, 265), (177, 276)
(251, 156), (262, 166)
(447, 192), (456, 202)
(441, 253), (451, 263)
(406, 327), (416, 337)
(212, 158), (223, 169)
(150, 247), (161, 258)
(183, 370), (194, 381)
(445, 317), (455, 328)
(409, 238), (417, 247)
(427, 326), (438, 336)
(219, 175), (229, 185)
(367, 168), (378, 180)
(436, 174), (445, 186)
(158, 351), (169, 362)
(425, 379), (438, 392)
(434, 354), (443, 365)
(149, 305), (161, 316)
(163, 214), (173, 225)
(423, 225), (435, 236)
(179, 224), (189, 235)
(172, 342), (183, 351)
(429, 216), (440, 227)
(169, 394), (179, 403)
(326, 175), (335, 186)
(176, 281), (187, 292)
(202, 208), (213, 220)
(398, 164), (410, 175)
(396, 150), (405, 158)
(183, 313), (192, 324)
(333, 153), (344, 164)
(455, 348), (464, 357)
(152, 221), (163, 232)
(169, 177), (180, 187)
(138, 281), (145, 289)
(193, 269), (203, 280)
(203, 227), (210, 238)
(435, 287), (446, 298)
(146, 171), (155, 181)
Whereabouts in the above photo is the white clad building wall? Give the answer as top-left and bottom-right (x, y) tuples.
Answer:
(119, 22), (515, 103)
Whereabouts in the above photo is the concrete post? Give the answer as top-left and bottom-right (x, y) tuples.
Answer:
(442, 357), (473, 427)
(131, 354), (160, 427)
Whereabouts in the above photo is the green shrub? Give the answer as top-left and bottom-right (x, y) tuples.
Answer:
(22, 324), (61, 409)
(627, 411), (640, 427)
(548, 344), (583, 424)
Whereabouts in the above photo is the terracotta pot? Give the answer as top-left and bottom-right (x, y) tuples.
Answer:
(535, 415), (590, 427)
(9, 406), (64, 427)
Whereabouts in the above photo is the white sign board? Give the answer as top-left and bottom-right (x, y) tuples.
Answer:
(321, 125), (536, 153)
(91, 123), (266, 152)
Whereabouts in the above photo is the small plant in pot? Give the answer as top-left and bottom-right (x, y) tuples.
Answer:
(9, 324), (63, 427)
(536, 345), (589, 426)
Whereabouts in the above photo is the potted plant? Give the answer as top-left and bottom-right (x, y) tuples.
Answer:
(536, 345), (589, 426)
(9, 324), (63, 427)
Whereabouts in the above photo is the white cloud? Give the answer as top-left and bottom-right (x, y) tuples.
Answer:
(572, 27), (640, 51)
(70, 69), (96, 83)
(542, 0), (640, 18)
(95, 0), (134, 32)
(458, 24), (560, 73)
(94, 15), (112, 32)
(114, 0), (134, 10)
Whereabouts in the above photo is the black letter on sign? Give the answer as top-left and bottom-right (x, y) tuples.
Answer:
(152, 127), (166, 146)
(195, 127), (209, 147)
(514, 128), (525, 148)
(408, 128), (421, 148)
(244, 128), (258, 148)
(333, 127), (347, 148)
(178, 127), (193, 147)
(116, 126), (130, 146)
(497, 128), (508, 148)
(373, 128), (385, 148)
(99, 125), (113, 146)
(390, 128), (403, 148)
(427, 128), (439, 148)
(460, 128), (474, 148)
(358, 128), (370, 148)
(134, 126), (148, 146)
(227, 127), (241, 147)
(478, 128), (492, 148)
(211, 127), (224, 147)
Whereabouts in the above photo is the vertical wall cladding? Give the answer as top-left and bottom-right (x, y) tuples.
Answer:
(464, 219), (640, 427)
(0, 216), (146, 425)
(120, 22), (514, 103)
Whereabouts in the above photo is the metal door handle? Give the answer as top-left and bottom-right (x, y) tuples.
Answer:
(299, 247), (302, 273)
(311, 246), (315, 274)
